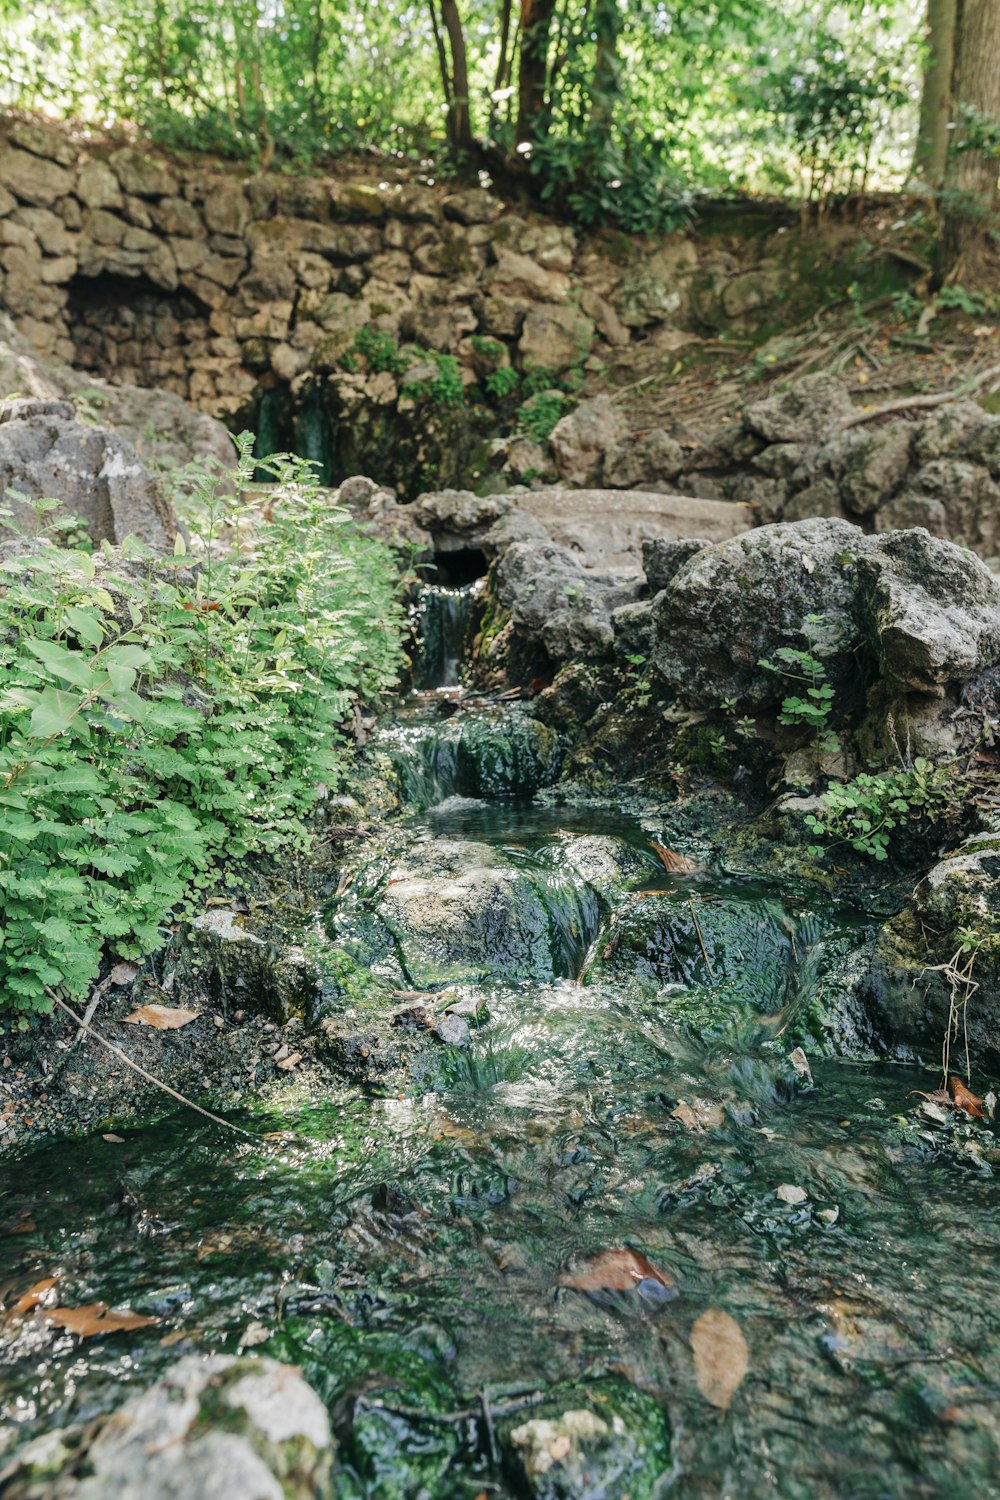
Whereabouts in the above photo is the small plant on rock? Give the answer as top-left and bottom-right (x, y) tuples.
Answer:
(758, 641), (836, 752)
(804, 758), (955, 861)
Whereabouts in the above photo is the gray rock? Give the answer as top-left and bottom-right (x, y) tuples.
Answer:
(651, 518), (1000, 718)
(743, 373), (854, 444)
(433, 1011), (471, 1047)
(7, 1355), (333, 1500)
(642, 536), (712, 593)
(495, 541), (641, 662)
(518, 303), (594, 373)
(549, 395), (629, 486)
(857, 527), (1000, 695)
(838, 422), (914, 516)
(603, 428), (684, 489)
(0, 397), (175, 549)
(614, 240), (698, 328)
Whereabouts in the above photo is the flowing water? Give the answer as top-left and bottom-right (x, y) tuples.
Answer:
(2, 615), (1000, 1498)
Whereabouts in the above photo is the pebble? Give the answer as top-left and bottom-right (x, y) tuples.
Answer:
(776, 1183), (808, 1205)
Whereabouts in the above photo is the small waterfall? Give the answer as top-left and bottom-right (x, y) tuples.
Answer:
(411, 580), (482, 690)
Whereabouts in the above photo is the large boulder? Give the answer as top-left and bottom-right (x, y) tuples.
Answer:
(651, 519), (1000, 718)
(549, 395), (628, 485)
(0, 397), (176, 549)
(495, 541), (641, 662)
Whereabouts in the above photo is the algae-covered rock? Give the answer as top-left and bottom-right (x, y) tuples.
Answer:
(4, 1355), (332, 1500)
(502, 1382), (670, 1500)
(865, 843), (1000, 1064)
(330, 835), (603, 987)
(380, 709), (563, 808)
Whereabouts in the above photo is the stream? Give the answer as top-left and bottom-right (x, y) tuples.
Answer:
(3, 586), (1000, 1498)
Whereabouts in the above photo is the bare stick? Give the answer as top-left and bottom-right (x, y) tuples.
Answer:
(47, 991), (260, 1141)
(835, 362), (1000, 432)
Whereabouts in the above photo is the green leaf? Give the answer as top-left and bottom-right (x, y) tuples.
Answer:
(64, 605), (105, 649)
(27, 687), (82, 739)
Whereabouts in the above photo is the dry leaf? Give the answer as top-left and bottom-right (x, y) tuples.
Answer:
(557, 1247), (677, 1296)
(102, 1133), (124, 1144)
(276, 1052), (303, 1071)
(691, 1308), (749, 1410)
(123, 1004), (200, 1030)
(45, 1302), (158, 1338)
(108, 961), (139, 986)
(651, 842), (701, 875)
(948, 1076), (986, 1118)
(788, 1047), (813, 1083)
(5, 1277), (58, 1323)
(776, 1184), (808, 1205)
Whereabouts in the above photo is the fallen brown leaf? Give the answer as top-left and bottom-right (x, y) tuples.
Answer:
(45, 1302), (159, 1338)
(557, 1247), (676, 1294)
(5, 1276), (58, 1323)
(948, 1076), (986, 1118)
(123, 1004), (200, 1030)
(691, 1307), (749, 1410)
(651, 842), (701, 875)
(108, 961), (140, 986)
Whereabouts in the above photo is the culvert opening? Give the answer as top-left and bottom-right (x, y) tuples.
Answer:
(67, 271), (211, 399)
(431, 547), (489, 586)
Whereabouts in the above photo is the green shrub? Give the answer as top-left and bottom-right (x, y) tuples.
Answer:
(352, 324), (410, 375)
(0, 438), (404, 1020)
(484, 366), (519, 400)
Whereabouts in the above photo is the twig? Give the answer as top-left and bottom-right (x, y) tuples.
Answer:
(46, 991), (260, 1141)
(688, 899), (714, 979)
(356, 1390), (547, 1427)
(835, 362), (1000, 433)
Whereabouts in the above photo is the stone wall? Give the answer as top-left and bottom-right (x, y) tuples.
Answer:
(0, 114), (773, 445)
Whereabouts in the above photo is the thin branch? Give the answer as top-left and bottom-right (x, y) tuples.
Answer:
(47, 991), (260, 1141)
(835, 363), (1000, 432)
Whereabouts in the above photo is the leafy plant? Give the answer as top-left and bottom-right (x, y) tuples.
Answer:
(758, 642), (835, 749)
(402, 352), (465, 408)
(934, 284), (989, 317)
(517, 390), (568, 443)
(352, 325), (410, 375)
(0, 439), (404, 1020)
(484, 366), (519, 401)
(804, 758), (955, 861)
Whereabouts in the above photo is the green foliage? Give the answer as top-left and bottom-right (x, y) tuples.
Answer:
(469, 336), (505, 366)
(804, 759), (955, 861)
(516, 390), (568, 443)
(401, 352), (465, 408)
(758, 643), (835, 748)
(0, 439), (404, 1019)
(484, 366), (520, 401)
(352, 325), (410, 376)
(934, 284), (989, 317)
(0, 0), (924, 218)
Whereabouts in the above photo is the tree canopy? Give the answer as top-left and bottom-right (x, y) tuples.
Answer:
(0, 0), (997, 248)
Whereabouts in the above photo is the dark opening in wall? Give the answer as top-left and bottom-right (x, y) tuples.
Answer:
(432, 547), (488, 586)
(66, 272), (210, 401)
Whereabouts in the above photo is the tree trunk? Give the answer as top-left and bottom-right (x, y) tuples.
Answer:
(516, 0), (557, 144)
(440, 0), (475, 154)
(912, 0), (958, 188)
(941, 0), (1000, 274)
(587, 0), (622, 133)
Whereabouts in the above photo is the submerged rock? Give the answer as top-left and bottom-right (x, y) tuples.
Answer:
(502, 1382), (670, 1500)
(331, 834), (604, 987)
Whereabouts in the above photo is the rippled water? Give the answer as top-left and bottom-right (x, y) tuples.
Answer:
(2, 700), (999, 1498)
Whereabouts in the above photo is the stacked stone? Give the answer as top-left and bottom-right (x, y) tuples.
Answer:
(0, 114), (690, 424)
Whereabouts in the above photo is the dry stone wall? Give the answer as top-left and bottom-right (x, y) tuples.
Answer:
(0, 114), (768, 455)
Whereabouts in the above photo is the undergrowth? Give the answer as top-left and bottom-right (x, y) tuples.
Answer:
(0, 437), (404, 1022)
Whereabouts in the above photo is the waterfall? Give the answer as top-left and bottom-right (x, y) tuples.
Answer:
(410, 579), (483, 690)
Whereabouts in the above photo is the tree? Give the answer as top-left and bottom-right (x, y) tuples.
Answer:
(912, 0), (958, 189)
(516, 0), (558, 145)
(429, 0), (475, 155)
(941, 0), (1000, 275)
